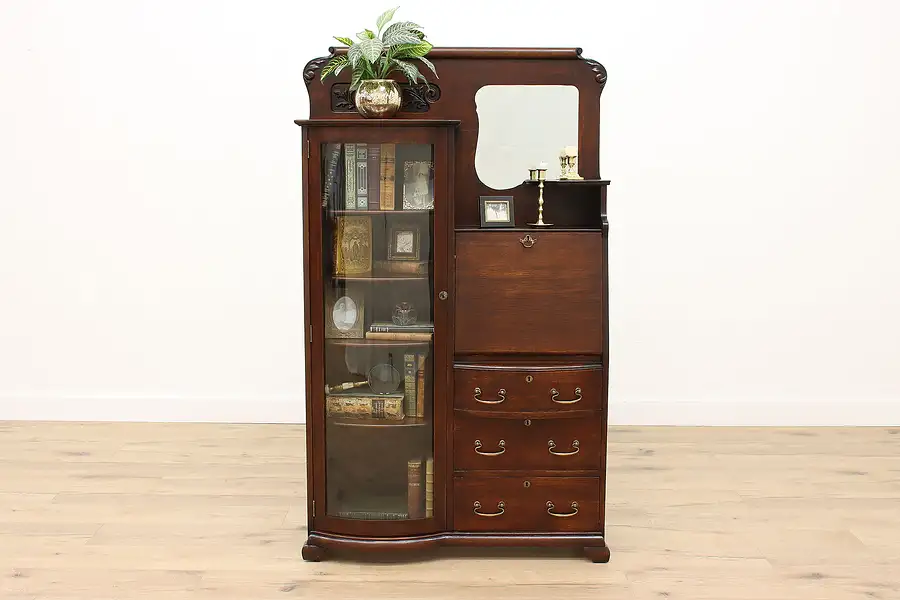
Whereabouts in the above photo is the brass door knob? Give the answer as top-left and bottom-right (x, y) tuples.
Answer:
(439, 291), (448, 300)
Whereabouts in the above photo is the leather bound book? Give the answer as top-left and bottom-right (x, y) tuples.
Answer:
(404, 353), (417, 418)
(379, 143), (396, 210)
(416, 354), (426, 419)
(343, 143), (356, 209)
(367, 144), (381, 209)
(425, 457), (434, 518)
(407, 458), (423, 519)
(355, 143), (368, 209)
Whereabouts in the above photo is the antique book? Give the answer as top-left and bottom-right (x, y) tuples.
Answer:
(407, 458), (423, 519)
(424, 457), (434, 518)
(322, 143), (343, 211)
(415, 354), (426, 419)
(395, 144), (434, 210)
(367, 144), (381, 210)
(334, 510), (408, 520)
(333, 215), (372, 276)
(355, 143), (368, 209)
(404, 353), (416, 418)
(366, 331), (433, 341)
(325, 392), (405, 420)
(379, 143), (396, 210)
(373, 260), (429, 276)
(368, 321), (434, 334)
(333, 494), (409, 520)
(343, 143), (356, 209)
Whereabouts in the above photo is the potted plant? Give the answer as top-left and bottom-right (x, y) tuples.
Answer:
(320, 7), (438, 118)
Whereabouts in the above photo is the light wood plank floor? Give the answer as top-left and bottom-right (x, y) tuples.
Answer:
(0, 423), (898, 600)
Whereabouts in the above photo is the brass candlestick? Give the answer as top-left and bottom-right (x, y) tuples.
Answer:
(527, 167), (552, 227)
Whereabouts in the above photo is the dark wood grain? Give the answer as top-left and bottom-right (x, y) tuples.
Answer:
(455, 231), (604, 355)
(453, 475), (601, 533)
(454, 364), (603, 414)
(453, 414), (602, 471)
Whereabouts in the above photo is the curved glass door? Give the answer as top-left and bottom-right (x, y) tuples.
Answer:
(321, 139), (436, 522)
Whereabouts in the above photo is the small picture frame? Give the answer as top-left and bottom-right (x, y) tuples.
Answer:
(479, 196), (515, 228)
(388, 224), (421, 261)
(325, 290), (365, 339)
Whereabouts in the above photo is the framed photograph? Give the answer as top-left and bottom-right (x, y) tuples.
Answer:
(479, 196), (515, 228)
(325, 290), (365, 339)
(388, 224), (421, 261)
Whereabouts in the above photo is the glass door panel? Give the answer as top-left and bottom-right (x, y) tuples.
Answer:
(321, 140), (436, 521)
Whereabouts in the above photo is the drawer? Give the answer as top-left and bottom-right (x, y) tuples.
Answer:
(455, 364), (603, 414)
(454, 475), (600, 532)
(454, 414), (601, 471)
(455, 231), (604, 355)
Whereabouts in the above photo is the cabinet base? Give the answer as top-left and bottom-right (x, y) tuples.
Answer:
(302, 531), (609, 562)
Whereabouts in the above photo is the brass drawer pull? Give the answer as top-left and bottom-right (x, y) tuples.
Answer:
(546, 501), (579, 518)
(519, 234), (536, 248)
(548, 439), (580, 456)
(550, 387), (582, 404)
(474, 439), (506, 456)
(474, 387), (506, 404)
(473, 501), (505, 517)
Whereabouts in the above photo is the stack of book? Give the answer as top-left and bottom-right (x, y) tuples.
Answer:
(325, 389), (405, 421)
(331, 456), (434, 521)
(365, 322), (434, 342)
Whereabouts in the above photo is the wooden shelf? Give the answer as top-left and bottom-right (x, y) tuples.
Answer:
(330, 210), (433, 216)
(331, 275), (429, 282)
(325, 339), (432, 349)
(522, 178), (610, 185)
(329, 417), (428, 428)
(455, 227), (603, 233)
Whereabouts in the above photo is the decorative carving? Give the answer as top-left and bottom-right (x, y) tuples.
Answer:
(576, 49), (608, 93)
(303, 55), (332, 85)
(330, 83), (442, 113)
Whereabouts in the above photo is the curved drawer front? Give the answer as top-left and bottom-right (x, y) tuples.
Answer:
(454, 365), (603, 414)
(454, 475), (600, 532)
(454, 415), (600, 471)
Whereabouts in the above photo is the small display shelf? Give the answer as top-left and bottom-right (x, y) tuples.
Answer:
(522, 178), (611, 185)
(329, 417), (428, 428)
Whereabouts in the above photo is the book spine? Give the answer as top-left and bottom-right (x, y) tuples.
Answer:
(367, 143), (381, 210)
(356, 143), (368, 209)
(325, 396), (405, 420)
(380, 143), (395, 210)
(367, 332), (433, 341)
(416, 354), (426, 419)
(368, 325), (434, 334)
(322, 143), (342, 210)
(425, 457), (434, 518)
(343, 143), (356, 210)
(407, 458), (423, 519)
(404, 353), (416, 418)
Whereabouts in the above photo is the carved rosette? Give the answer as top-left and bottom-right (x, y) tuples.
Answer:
(330, 83), (441, 113)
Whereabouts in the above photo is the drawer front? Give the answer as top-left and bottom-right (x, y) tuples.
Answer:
(454, 475), (600, 532)
(455, 365), (603, 414)
(455, 231), (604, 355)
(454, 415), (601, 471)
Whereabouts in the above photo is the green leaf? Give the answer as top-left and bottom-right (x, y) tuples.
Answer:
(356, 29), (376, 41)
(382, 28), (422, 46)
(376, 7), (399, 32)
(358, 38), (384, 63)
(333, 36), (354, 46)
(320, 55), (349, 82)
(416, 55), (438, 79)
(390, 58), (424, 84)
(392, 41), (432, 58)
(347, 43), (363, 67)
(382, 21), (421, 42)
(349, 66), (365, 91)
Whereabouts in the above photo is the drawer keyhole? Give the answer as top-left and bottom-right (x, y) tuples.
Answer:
(525, 375), (534, 383)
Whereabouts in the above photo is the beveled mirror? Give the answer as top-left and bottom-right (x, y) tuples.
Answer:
(474, 85), (580, 190)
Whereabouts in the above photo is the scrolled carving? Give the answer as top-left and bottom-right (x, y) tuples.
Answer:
(303, 55), (332, 85)
(576, 49), (608, 93)
(329, 82), (442, 113)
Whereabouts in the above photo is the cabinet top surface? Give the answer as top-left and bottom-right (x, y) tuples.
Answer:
(294, 119), (461, 128)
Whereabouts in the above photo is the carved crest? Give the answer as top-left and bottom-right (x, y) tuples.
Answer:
(330, 83), (442, 113)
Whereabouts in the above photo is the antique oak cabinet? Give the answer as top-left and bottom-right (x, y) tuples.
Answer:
(296, 47), (610, 562)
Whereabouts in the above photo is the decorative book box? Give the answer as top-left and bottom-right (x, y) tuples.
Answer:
(296, 47), (610, 562)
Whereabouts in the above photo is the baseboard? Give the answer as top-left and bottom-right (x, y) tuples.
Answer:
(1, 396), (898, 425)
(0, 395), (304, 423)
(609, 399), (900, 426)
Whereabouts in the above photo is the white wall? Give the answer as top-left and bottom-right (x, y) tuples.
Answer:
(1, 0), (899, 425)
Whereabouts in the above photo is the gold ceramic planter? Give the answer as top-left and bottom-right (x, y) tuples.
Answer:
(355, 79), (402, 118)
